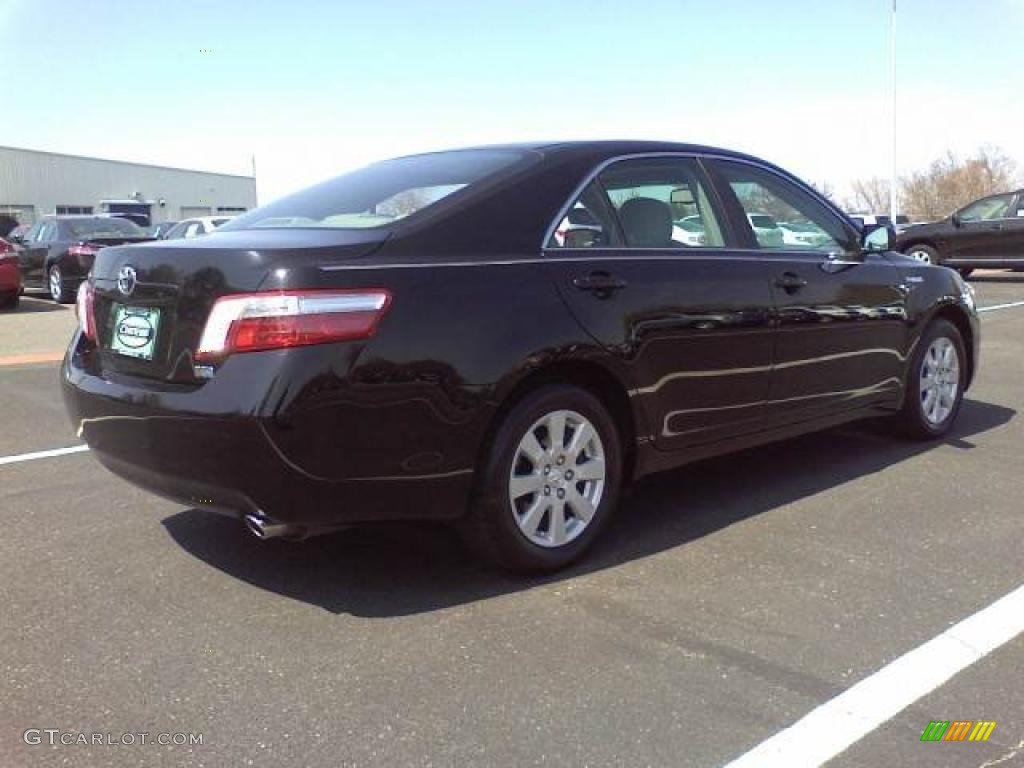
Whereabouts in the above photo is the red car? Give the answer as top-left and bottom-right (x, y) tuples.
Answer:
(0, 237), (22, 309)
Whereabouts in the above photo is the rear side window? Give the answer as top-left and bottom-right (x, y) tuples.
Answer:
(223, 149), (529, 231)
(712, 160), (854, 253)
(548, 157), (726, 249)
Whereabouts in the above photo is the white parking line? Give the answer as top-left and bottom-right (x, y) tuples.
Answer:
(0, 445), (90, 467)
(978, 300), (1024, 313)
(724, 583), (1024, 767)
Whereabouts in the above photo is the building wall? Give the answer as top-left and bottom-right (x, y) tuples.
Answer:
(0, 146), (258, 225)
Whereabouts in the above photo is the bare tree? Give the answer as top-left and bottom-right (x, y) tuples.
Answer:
(900, 146), (1018, 221)
(844, 177), (891, 214)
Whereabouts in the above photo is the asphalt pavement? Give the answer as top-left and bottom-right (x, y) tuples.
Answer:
(1, 276), (1022, 768)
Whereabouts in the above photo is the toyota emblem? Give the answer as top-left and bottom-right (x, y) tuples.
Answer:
(117, 265), (137, 296)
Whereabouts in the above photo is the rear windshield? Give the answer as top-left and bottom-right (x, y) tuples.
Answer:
(222, 149), (528, 231)
(64, 218), (144, 238)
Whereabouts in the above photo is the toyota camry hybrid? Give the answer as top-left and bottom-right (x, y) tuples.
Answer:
(62, 141), (980, 573)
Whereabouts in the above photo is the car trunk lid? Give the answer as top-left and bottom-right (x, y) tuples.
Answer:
(89, 229), (388, 383)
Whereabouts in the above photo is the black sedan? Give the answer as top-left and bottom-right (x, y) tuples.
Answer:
(63, 141), (980, 573)
(896, 189), (1024, 276)
(18, 216), (152, 302)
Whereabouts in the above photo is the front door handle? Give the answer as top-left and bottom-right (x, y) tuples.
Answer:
(573, 272), (627, 296)
(774, 272), (808, 292)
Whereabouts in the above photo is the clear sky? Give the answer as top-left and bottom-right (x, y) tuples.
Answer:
(1, 0), (1021, 203)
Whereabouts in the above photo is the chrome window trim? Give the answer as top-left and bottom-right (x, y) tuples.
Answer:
(540, 151), (860, 254)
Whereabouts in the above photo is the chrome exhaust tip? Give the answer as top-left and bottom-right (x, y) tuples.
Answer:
(243, 513), (305, 541)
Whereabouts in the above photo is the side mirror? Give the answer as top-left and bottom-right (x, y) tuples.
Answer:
(8, 233), (23, 244)
(861, 223), (893, 253)
(951, 212), (962, 228)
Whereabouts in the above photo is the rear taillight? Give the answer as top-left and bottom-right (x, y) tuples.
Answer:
(68, 243), (100, 267)
(75, 281), (97, 342)
(195, 290), (392, 362)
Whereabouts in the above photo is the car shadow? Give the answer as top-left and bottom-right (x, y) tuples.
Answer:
(14, 295), (71, 313)
(163, 398), (1015, 617)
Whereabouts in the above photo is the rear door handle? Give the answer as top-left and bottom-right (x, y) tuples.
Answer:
(573, 272), (627, 295)
(773, 272), (808, 292)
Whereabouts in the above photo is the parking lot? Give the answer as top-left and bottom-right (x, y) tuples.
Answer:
(1, 274), (1022, 767)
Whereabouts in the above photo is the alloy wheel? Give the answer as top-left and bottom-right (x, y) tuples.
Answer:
(49, 267), (62, 301)
(919, 337), (959, 425)
(508, 409), (606, 548)
(909, 249), (933, 264)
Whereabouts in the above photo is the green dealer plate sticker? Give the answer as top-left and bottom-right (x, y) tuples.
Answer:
(109, 305), (161, 360)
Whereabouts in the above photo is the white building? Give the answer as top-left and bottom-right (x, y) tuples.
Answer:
(0, 145), (258, 228)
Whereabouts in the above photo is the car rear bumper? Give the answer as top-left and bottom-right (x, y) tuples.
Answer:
(62, 334), (479, 531)
(0, 261), (21, 293)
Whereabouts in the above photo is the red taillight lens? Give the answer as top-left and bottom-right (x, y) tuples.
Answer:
(75, 281), (97, 342)
(195, 290), (392, 362)
(68, 243), (100, 267)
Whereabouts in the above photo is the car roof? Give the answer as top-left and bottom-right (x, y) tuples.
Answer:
(391, 140), (770, 164)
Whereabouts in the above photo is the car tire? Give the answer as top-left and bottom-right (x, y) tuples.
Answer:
(49, 265), (74, 303)
(461, 384), (622, 574)
(0, 291), (18, 310)
(904, 244), (940, 265)
(892, 318), (966, 439)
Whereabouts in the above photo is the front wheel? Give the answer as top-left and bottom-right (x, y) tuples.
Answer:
(905, 244), (940, 265)
(461, 385), (622, 574)
(892, 318), (966, 439)
(49, 265), (74, 303)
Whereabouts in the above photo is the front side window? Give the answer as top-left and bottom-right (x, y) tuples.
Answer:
(1016, 195), (1024, 217)
(959, 193), (1014, 222)
(548, 157), (726, 249)
(223, 149), (530, 231)
(23, 221), (43, 243)
(713, 161), (853, 253)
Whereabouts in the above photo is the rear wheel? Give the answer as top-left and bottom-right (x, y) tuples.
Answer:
(892, 318), (966, 439)
(461, 384), (622, 573)
(49, 265), (73, 303)
(905, 244), (939, 265)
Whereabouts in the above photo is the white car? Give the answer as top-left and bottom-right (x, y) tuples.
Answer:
(163, 216), (234, 240)
(671, 215), (707, 246)
(747, 213), (785, 247)
(779, 221), (831, 248)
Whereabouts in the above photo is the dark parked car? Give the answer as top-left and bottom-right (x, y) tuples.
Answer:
(63, 142), (980, 573)
(17, 216), (151, 302)
(0, 237), (22, 309)
(896, 189), (1024, 276)
(6, 224), (31, 245)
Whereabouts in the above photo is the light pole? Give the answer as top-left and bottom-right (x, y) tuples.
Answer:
(890, 0), (898, 222)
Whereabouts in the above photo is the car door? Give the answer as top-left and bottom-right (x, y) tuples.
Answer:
(707, 158), (909, 427)
(948, 192), (1017, 263)
(18, 221), (51, 287)
(544, 155), (775, 451)
(1003, 191), (1024, 263)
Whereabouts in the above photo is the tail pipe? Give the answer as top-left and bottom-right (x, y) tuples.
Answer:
(243, 513), (306, 541)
